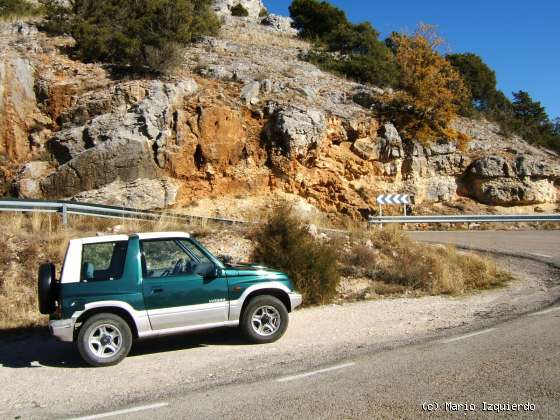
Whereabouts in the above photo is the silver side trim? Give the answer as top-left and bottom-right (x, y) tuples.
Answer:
(148, 301), (227, 316)
(289, 292), (303, 310)
(82, 301), (152, 334)
(147, 301), (228, 330)
(49, 319), (74, 342)
(138, 320), (239, 338)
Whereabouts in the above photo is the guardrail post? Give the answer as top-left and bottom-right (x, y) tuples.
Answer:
(61, 204), (68, 226)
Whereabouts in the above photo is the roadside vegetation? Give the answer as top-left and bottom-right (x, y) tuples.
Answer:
(0, 0), (42, 18)
(40, 0), (220, 73)
(251, 207), (340, 305)
(0, 209), (512, 331)
(252, 207), (511, 304)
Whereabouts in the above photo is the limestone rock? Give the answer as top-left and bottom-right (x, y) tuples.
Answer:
(42, 138), (159, 198)
(71, 178), (179, 210)
(260, 14), (298, 35)
(351, 138), (379, 161)
(469, 156), (515, 178)
(14, 161), (54, 198)
(470, 178), (557, 206)
(240, 81), (260, 105)
(0, 50), (49, 162)
(514, 155), (560, 179)
(264, 105), (327, 158)
(197, 65), (234, 81)
(213, 0), (265, 20)
(378, 123), (403, 161)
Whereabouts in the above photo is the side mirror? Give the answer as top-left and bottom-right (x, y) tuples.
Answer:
(197, 263), (220, 279)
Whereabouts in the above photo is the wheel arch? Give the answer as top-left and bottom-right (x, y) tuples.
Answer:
(74, 307), (139, 340)
(240, 288), (292, 317)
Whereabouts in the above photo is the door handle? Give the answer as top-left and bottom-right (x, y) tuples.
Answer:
(151, 288), (164, 294)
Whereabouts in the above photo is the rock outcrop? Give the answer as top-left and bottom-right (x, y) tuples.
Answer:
(213, 0), (265, 20)
(260, 14), (298, 35)
(0, 18), (558, 217)
(464, 155), (559, 205)
(264, 106), (327, 158)
(43, 80), (198, 197)
(71, 178), (179, 210)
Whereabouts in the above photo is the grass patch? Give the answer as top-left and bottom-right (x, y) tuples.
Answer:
(341, 226), (512, 296)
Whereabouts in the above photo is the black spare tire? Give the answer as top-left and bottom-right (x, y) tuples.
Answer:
(38, 262), (56, 315)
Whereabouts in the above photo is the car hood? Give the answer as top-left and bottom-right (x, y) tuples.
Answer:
(224, 263), (285, 277)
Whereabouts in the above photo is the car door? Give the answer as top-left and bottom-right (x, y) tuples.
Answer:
(141, 238), (228, 330)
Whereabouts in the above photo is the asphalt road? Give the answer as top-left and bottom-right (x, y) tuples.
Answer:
(110, 305), (560, 420)
(409, 230), (560, 267)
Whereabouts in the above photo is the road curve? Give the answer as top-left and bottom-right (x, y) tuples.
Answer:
(409, 230), (560, 267)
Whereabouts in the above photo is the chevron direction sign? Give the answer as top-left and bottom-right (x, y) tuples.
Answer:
(377, 194), (411, 205)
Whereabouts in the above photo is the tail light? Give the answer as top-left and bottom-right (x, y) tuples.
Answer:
(53, 301), (62, 319)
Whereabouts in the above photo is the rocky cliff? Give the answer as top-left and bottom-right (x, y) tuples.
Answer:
(0, 11), (559, 219)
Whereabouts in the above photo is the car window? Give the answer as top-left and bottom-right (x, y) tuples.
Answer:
(179, 239), (212, 264)
(81, 241), (127, 282)
(142, 240), (197, 279)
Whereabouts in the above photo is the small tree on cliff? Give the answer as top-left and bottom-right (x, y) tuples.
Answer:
(381, 24), (471, 145)
(41, 0), (220, 73)
(447, 52), (497, 113)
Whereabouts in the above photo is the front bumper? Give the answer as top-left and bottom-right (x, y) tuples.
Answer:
(49, 319), (75, 342)
(289, 292), (303, 311)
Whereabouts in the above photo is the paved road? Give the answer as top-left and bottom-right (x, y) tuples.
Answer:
(73, 306), (560, 419)
(409, 230), (560, 267)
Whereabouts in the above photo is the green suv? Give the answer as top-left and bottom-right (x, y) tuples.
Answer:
(38, 232), (302, 367)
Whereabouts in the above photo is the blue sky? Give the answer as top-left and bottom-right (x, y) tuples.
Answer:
(266, 0), (560, 119)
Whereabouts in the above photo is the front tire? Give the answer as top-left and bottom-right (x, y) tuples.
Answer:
(77, 313), (132, 367)
(241, 296), (289, 344)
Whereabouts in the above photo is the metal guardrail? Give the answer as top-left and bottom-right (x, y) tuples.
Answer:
(1, 199), (558, 227)
(369, 214), (560, 224)
(0, 199), (249, 226)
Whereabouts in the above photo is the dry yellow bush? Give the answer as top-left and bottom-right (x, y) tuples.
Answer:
(344, 226), (510, 296)
(381, 24), (471, 146)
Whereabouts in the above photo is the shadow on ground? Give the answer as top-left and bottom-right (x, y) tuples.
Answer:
(0, 327), (246, 369)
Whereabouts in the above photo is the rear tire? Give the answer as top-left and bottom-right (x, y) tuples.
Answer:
(241, 296), (289, 344)
(77, 313), (132, 367)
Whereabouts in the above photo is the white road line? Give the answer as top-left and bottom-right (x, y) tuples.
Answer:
(441, 328), (496, 344)
(529, 252), (553, 258)
(277, 362), (356, 383)
(528, 307), (560, 317)
(67, 402), (169, 420)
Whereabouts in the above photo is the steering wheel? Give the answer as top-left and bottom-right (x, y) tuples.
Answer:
(173, 259), (186, 275)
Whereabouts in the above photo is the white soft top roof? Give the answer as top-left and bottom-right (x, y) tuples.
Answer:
(79, 232), (191, 244)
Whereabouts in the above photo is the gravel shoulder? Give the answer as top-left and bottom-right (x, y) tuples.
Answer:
(1, 255), (559, 419)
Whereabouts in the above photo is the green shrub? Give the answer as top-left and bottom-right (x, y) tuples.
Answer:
(0, 0), (41, 17)
(259, 7), (268, 18)
(447, 52), (497, 114)
(41, 0), (220, 73)
(230, 3), (249, 17)
(289, 0), (346, 39)
(252, 207), (340, 305)
(290, 0), (399, 87)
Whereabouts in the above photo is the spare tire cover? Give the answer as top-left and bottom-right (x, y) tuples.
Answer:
(38, 263), (56, 315)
